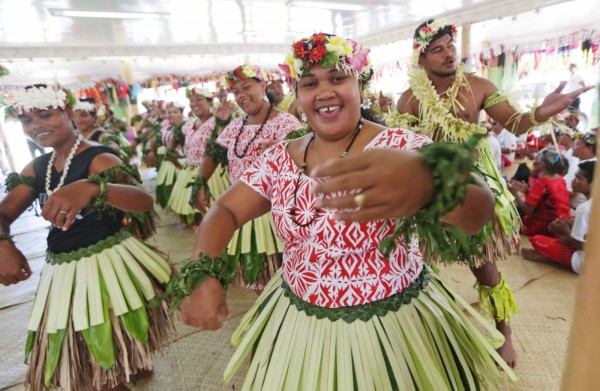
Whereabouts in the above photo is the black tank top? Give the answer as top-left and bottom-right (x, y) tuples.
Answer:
(89, 129), (106, 142)
(33, 145), (124, 254)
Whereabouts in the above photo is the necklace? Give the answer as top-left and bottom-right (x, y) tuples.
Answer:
(409, 64), (485, 142)
(45, 134), (84, 196)
(233, 104), (273, 158)
(291, 118), (363, 227)
(313, 119), (364, 165)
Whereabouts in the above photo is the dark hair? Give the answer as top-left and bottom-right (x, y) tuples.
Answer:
(25, 83), (48, 90)
(361, 107), (384, 125)
(578, 160), (595, 183)
(414, 20), (455, 49)
(536, 148), (568, 175)
(581, 132), (597, 154)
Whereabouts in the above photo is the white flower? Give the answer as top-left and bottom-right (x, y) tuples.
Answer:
(325, 36), (353, 59)
(74, 100), (96, 112)
(6, 86), (68, 114)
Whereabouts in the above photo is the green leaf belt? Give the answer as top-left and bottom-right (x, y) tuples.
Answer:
(281, 266), (431, 323)
(46, 231), (131, 265)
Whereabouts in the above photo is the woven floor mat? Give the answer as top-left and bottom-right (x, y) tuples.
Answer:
(436, 235), (552, 305)
(499, 268), (577, 391)
(0, 303), (32, 390)
(0, 256), (45, 310)
(130, 316), (249, 391)
(171, 286), (258, 341)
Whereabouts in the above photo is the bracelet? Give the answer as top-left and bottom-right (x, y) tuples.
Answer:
(151, 253), (235, 313)
(379, 133), (486, 263)
(0, 232), (15, 246)
(186, 175), (211, 207)
(529, 106), (541, 126)
(87, 175), (109, 208)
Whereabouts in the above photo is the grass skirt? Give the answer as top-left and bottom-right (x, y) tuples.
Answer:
(155, 161), (178, 209)
(24, 233), (174, 391)
(167, 165), (231, 223)
(225, 268), (517, 390)
(226, 213), (283, 289)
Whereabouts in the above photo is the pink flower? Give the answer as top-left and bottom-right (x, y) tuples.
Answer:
(347, 38), (358, 51)
(347, 47), (370, 72)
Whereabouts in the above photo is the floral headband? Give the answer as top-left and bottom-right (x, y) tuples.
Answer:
(412, 19), (458, 62)
(222, 65), (267, 90)
(166, 101), (185, 110)
(581, 132), (597, 146)
(280, 33), (372, 85)
(186, 86), (213, 99)
(73, 99), (98, 113)
(4, 85), (76, 119)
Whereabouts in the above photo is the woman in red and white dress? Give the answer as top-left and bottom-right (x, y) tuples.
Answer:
(167, 87), (230, 225)
(194, 65), (301, 290)
(178, 34), (516, 389)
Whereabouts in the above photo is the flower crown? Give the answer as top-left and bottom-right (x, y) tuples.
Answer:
(222, 65), (267, 90)
(280, 33), (372, 85)
(186, 86), (213, 99)
(73, 99), (98, 113)
(166, 101), (185, 110)
(581, 132), (597, 146)
(4, 85), (76, 119)
(413, 19), (458, 54)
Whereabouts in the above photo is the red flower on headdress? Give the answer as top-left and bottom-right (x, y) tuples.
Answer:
(309, 45), (327, 62)
(312, 33), (327, 45)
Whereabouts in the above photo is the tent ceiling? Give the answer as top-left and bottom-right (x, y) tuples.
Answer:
(0, 0), (585, 84)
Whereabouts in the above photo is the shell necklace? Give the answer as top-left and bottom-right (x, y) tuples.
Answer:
(45, 133), (84, 196)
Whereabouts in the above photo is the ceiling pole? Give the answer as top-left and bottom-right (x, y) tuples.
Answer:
(0, 122), (16, 172)
(461, 23), (471, 61)
(120, 59), (137, 122)
(561, 146), (600, 390)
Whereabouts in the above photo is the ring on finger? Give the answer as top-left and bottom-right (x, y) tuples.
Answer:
(59, 210), (68, 214)
(354, 193), (366, 209)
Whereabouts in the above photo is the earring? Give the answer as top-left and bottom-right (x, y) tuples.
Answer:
(301, 113), (307, 123)
(360, 99), (372, 110)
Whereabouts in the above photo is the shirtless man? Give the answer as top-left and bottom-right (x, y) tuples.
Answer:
(397, 19), (593, 368)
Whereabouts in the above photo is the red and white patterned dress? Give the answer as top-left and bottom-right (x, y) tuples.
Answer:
(239, 128), (431, 308)
(184, 117), (215, 166)
(217, 112), (301, 183)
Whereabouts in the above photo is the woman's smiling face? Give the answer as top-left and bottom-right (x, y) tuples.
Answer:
(296, 64), (362, 141)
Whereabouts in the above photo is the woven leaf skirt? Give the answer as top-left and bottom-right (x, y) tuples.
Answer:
(225, 267), (517, 391)
(24, 232), (174, 391)
(226, 212), (284, 290)
(167, 164), (230, 219)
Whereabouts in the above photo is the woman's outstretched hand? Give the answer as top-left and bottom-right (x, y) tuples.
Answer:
(313, 149), (433, 221)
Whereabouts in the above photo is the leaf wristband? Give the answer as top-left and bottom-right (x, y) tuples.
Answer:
(0, 232), (16, 246)
(87, 175), (109, 208)
(379, 134), (486, 262)
(186, 175), (211, 207)
(529, 105), (542, 126)
(152, 253), (235, 313)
